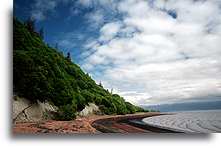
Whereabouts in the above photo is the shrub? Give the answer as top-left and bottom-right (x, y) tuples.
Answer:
(55, 104), (76, 121)
(76, 93), (86, 111)
(125, 102), (136, 114)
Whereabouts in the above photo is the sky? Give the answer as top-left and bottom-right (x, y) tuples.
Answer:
(14, 0), (221, 105)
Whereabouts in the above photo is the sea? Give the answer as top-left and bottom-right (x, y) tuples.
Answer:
(142, 100), (221, 112)
(141, 100), (221, 133)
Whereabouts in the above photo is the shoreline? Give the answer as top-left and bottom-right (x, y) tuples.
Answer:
(91, 112), (180, 133)
(13, 112), (180, 134)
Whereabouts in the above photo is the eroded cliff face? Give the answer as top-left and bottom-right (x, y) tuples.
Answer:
(78, 103), (101, 117)
(13, 96), (58, 123)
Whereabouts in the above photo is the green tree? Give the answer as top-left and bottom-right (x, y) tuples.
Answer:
(26, 17), (35, 32)
(39, 27), (44, 39)
(67, 52), (71, 61)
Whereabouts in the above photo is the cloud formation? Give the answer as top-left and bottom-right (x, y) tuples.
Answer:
(31, 0), (72, 21)
(31, 0), (58, 21)
(81, 0), (221, 105)
(29, 0), (221, 105)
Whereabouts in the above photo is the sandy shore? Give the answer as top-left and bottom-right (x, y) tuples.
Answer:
(13, 112), (180, 134)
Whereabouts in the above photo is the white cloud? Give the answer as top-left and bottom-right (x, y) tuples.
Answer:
(31, 0), (58, 21)
(84, 10), (105, 28)
(76, 0), (120, 29)
(76, 0), (92, 7)
(56, 31), (85, 52)
(76, 0), (118, 9)
(107, 58), (221, 105)
(99, 22), (122, 41)
(81, 0), (221, 105)
(31, 0), (78, 21)
(31, 11), (45, 21)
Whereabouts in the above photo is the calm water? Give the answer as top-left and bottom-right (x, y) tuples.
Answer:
(142, 101), (221, 133)
(142, 110), (221, 133)
(142, 100), (221, 112)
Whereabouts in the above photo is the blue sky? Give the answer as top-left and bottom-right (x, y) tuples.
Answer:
(14, 0), (101, 63)
(14, 0), (221, 105)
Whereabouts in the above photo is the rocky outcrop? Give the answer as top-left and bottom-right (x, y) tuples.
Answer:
(78, 103), (101, 117)
(13, 96), (58, 123)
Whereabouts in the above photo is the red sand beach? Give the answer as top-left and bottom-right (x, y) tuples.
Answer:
(13, 112), (179, 134)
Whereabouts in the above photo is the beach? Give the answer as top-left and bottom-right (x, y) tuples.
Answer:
(13, 110), (221, 134)
(13, 112), (178, 134)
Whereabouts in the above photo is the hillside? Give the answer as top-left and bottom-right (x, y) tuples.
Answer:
(13, 18), (145, 121)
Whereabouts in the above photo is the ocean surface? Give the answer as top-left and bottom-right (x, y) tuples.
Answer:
(142, 100), (221, 112)
(142, 110), (221, 133)
(141, 101), (221, 133)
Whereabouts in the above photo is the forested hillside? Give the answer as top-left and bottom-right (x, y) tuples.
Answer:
(13, 18), (145, 120)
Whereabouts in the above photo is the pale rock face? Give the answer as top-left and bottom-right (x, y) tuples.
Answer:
(12, 96), (31, 120)
(79, 103), (100, 117)
(13, 96), (58, 122)
(37, 100), (58, 114)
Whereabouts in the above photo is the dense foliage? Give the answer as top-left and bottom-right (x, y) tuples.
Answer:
(13, 18), (145, 120)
